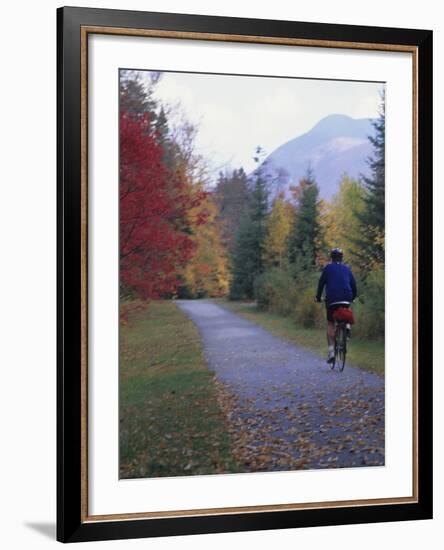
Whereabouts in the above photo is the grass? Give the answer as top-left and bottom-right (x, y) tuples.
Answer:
(119, 300), (242, 479)
(219, 300), (384, 376)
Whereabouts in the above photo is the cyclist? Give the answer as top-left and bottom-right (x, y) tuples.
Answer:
(316, 248), (357, 364)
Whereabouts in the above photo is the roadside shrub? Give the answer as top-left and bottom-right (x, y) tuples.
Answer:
(251, 261), (384, 340)
(254, 267), (325, 328)
(296, 284), (324, 328)
(290, 270), (325, 328)
(254, 268), (297, 316)
(229, 277), (249, 301)
(354, 267), (385, 338)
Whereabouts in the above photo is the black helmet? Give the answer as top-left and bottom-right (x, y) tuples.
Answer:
(330, 247), (343, 261)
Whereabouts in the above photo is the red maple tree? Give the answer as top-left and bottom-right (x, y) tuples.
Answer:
(120, 111), (206, 300)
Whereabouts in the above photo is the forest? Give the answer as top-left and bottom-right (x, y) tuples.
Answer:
(119, 70), (385, 339)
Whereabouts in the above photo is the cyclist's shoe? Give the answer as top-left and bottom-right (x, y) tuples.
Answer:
(326, 351), (335, 364)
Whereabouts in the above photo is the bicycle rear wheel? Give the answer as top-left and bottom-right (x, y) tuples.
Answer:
(331, 341), (337, 369)
(332, 324), (341, 370)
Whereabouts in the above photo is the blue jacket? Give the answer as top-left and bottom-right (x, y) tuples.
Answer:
(316, 262), (357, 306)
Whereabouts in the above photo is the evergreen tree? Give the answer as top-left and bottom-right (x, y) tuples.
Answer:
(229, 217), (263, 300)
(119, 70), (161, 129)
(288, 168), (322, 274)
(355, 90), (385, 269)
(229, 148), (269, 299)
(154, 106), (169, 144)
(249, 156), (269, 228)
(214, 167), (250, 251)
(154, 106), (177, 169)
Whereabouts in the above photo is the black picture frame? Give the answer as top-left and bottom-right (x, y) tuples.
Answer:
(57, 5), (433, 543)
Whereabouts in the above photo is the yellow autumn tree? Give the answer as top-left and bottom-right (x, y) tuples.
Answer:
(321, 174), (365, 269)
(158, 112), (230, 298)
(181, 193), (230, 297)
(263, 193), (294, 268)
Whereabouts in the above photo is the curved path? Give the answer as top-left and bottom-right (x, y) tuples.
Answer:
(176, 300), (384, 472)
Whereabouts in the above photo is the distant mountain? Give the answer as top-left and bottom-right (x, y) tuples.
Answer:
(258, 114), (375, 200)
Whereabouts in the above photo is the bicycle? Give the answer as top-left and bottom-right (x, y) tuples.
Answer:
(331, 305), (351, 372)
(318, 298), (353, 372)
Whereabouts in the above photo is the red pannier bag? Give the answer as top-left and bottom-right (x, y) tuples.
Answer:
(332, 307), (355, 324)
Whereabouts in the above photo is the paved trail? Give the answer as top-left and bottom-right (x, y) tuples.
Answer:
(176, 300), (384, 472)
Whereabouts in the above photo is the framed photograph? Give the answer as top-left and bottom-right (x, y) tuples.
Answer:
(57, 6), (433, 543)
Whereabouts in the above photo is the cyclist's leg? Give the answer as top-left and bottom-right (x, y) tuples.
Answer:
(326, 306), (335, 362)
(327, 321), (335, 346)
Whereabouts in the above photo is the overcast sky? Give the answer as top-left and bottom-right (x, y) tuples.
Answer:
(146, 70), (384, 176)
